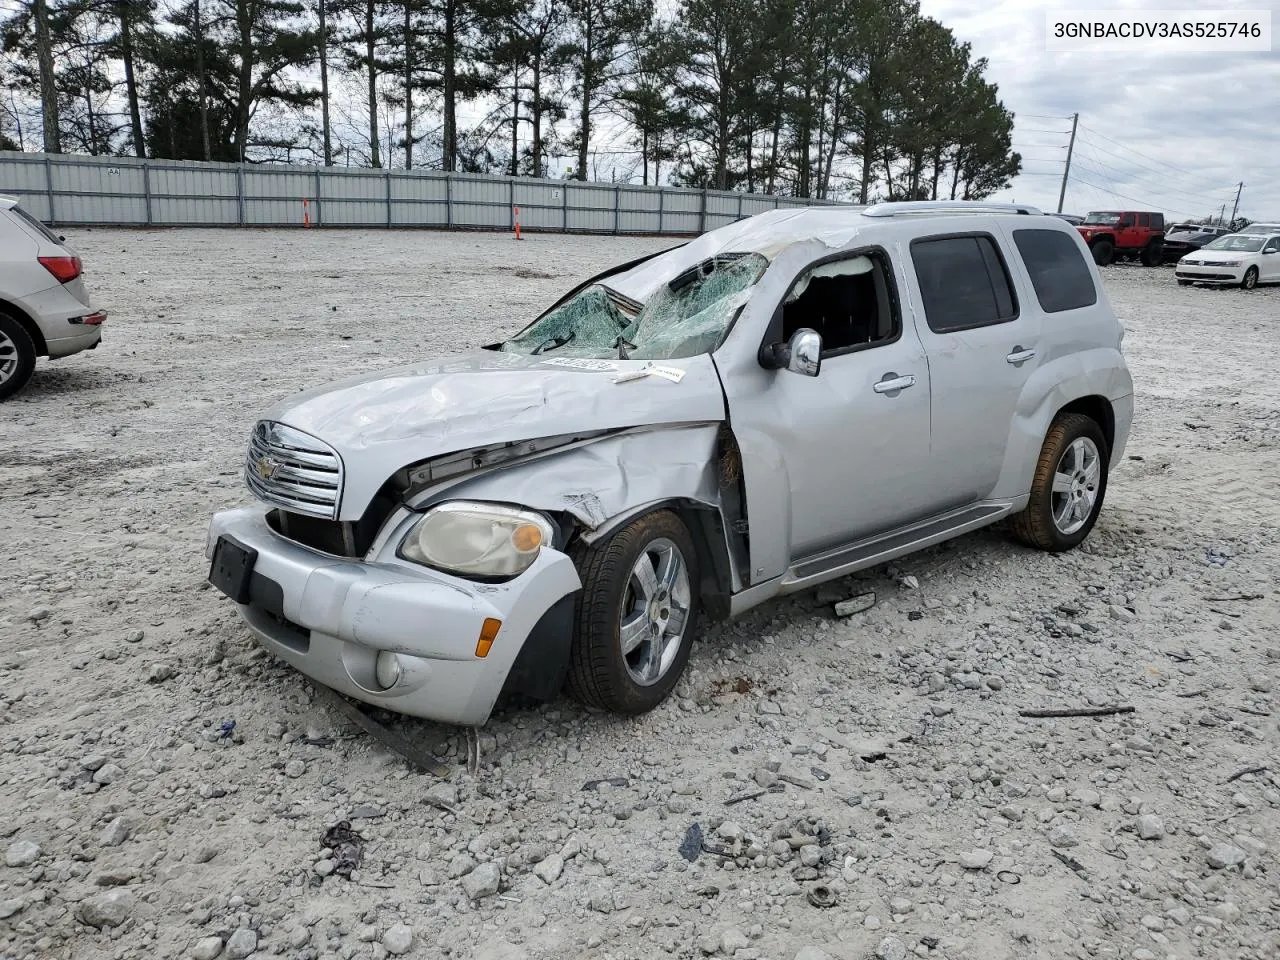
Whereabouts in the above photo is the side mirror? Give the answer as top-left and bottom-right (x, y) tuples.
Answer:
(759, 328), (822, 376)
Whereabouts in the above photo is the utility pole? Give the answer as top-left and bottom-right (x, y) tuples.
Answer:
(1229, 182), (1243, 224)
(33, 0), (61, 152)
(319, 0), (333, 165)
(1056, 112), (1078, 214)
(195, 0), (211, 161)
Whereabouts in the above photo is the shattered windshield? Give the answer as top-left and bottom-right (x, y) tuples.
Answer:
(500, 253), (769, 361)
(1083, 212), (1121, 224)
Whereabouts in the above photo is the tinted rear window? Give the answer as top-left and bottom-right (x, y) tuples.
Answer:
(1012, 229), (1098, 314)
(910, 235), (1017, 333)
(10, 205), (64, 246)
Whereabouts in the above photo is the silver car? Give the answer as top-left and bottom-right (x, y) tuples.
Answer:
(0, 196), (106, 400)
(206, 201), (1133, 726)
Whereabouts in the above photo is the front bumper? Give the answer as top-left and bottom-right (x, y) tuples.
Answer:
(206, 506), (581, 726)
(1175, 264), (1244, 285)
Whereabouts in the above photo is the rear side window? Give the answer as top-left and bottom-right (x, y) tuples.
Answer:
(1137, 214), (1149, 228)
(1152, 213), (1164, 230)
(10, 205), (63, 246)
(910, 234), (1017, 333)
(1012, 228), (1099, 313)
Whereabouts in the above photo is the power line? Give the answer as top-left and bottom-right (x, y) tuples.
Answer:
(1078, 151), (1238, 207)
(1077, 122), (1237, 185)
(1070, 176), (1210, 215)
(1072, 138), (1236, 211)
(1073, 132), (1239, 192)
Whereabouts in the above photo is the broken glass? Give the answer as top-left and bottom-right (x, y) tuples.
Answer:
(500, 253), (769, 361)
(499, 285), (633, 357)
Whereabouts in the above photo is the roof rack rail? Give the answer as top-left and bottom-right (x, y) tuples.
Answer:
(861, 200), (1043, 218)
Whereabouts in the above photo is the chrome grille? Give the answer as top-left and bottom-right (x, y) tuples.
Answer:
(245, 421), (343, 519)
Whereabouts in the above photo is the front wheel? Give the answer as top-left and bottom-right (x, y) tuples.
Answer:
(1008, 413), (1109, 552)
(1140, 240), (1163, 266)
(1241, 266), (1259, 290)
(566, 510), (700, 715)
(1177, 279), (1192, 286)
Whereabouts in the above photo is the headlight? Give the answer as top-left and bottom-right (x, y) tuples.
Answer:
(400, 501), (555, 578)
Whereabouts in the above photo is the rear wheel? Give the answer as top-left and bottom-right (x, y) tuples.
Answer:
(0, 313), (36, 402)
(1176, 279), (1192, 286)
(566, 510), (700, 715)
(1241, 266), (1259, 290)
(1091, 239), (1114, 266)
(1140, 239), (1163, 266)
(1009, 413), (1109, 552)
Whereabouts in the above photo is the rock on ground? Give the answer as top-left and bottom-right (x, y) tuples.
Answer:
(381, 924), (414, 955)
(76, 890), (135, 928)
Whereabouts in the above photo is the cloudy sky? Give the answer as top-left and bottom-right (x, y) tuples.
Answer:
(917, 0), (1279, 222)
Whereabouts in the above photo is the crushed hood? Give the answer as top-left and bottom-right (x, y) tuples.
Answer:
(261, 350), (727, 520)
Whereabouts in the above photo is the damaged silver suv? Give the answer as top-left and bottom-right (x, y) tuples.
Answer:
(206, 201), (1133, 727)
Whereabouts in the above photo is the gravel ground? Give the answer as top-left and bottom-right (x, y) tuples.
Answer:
(1, 227), (1278, 960)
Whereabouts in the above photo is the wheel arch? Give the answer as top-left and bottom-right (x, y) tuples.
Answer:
(1057, 394), (1115, 455)
(572, 498), (736, 621)
(0, 297), (49, 357)
(996, 351), (1130, 501)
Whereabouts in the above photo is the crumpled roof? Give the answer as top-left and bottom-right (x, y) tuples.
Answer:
(608, 206), (866, 304)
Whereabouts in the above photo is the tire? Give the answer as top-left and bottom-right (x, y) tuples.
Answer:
(1090, 240), (1113, 266)
(1177, 279), (1192, 286)
(1140, 240), (1163, 266)
(0, 312), (37, 402)
(566, 509), (700, 715)
(1241, 266), (1259, 291)
(1008, 413), (1109, 553)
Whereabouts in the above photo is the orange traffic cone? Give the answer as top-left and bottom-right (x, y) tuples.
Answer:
(513, 205), (522, 240)
(302, 198), (312, 227)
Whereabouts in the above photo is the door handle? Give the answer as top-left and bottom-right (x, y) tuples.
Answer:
(873, 374), (917, 394)
(1006, 347), (1036, 364)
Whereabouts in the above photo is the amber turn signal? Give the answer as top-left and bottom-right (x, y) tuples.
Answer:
(475, 618), (502, 658)
(510, 523), (544, 553)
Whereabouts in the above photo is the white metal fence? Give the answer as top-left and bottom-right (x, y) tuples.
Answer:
(0, 151), (835, 235)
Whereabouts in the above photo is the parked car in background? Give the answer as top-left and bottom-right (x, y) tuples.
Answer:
(1076, 210), (1166, 266)
(1175, 232), (1280, 289)
(1237, 222), (1280, 236)
(1160, 223), (1232, 263)
(1055, 213), (1085, 225)
(0, 196), (106, 401)
(206, 200), (1133, 728)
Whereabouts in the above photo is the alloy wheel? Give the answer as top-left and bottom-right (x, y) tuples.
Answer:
(618, 537), (691, 686)
(1051, 437), (1101, 536)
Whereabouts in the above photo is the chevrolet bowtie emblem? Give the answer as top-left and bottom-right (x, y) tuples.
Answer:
(255, 455), (280, 481)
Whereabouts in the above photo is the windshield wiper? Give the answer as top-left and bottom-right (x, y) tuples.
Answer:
(531, 332), (576, 355)
(614, 335), (636, 360)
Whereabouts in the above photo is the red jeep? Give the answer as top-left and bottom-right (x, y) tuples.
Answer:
(1076, 211), (1166, 266)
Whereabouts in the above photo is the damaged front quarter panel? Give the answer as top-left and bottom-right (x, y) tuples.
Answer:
(405, 423), (746, 602)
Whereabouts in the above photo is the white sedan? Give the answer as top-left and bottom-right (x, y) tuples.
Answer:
(1175, 232), (1280, 290)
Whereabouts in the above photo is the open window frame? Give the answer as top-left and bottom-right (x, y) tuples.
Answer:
(758, 245), (905, 364)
